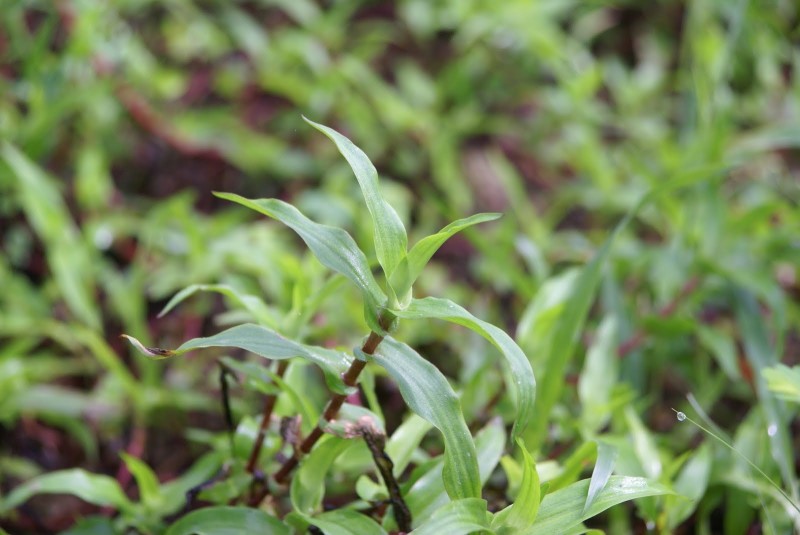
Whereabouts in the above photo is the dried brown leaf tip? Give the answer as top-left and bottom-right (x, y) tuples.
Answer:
(120, 335), (177, 359)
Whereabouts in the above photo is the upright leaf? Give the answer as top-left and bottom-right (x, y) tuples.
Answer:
(389, 213), (501, 302)
(492, 439), (541, 532)
(582, 441), (618, 515)
(368, 337), (480, 499)
(304, 117), (408, 277)
(214, 193), (386, 318)
(392, 297), (535, 439)
(291, 436), (354, 515)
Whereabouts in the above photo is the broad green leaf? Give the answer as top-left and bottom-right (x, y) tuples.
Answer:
(214, 193), (386, 317)
(389, 213), (501, 302)
(583, 441), (617, 515)
(159, 283), (278, 328)
(2, 143), (100, 330)
(304, 509), (388, 535)
(369, 337), (480, 499)
(291, 436), (355, 515)
(304, 117), (408, 277)
(120, 453), (161, 510)
(492, 439), (540, 532)
(522, 476), (672, 533)
(392, 297), (535, 440)
(123, 324), (353, 394)
(762, 364), (800, 403)
(0, 469), (132, 514)
(165, 506), (289, 535)
(413, 498), (490, 535)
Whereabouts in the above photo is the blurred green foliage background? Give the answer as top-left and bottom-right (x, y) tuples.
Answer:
(1, 0), (799, 533)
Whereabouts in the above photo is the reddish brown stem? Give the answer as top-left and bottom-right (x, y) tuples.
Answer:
(617, 276), (701, 358)
(245, 360), (289, 474)
(272, 330), (384, 485)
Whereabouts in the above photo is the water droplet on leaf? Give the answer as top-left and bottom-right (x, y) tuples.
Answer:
(767, 424), (777, 437)
(676, 412), (686, 422)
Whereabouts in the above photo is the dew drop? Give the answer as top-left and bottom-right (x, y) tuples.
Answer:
(676, 412), (686, 422)
(767, 424), (777, 437)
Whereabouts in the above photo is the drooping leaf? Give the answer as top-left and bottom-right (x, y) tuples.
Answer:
(368, 337), (480, 499)
(413, 498), (491, 535)
(0, 469), (132, 514)
(492, 439), (540, 532)
(583, 441), (617, 515)
(389, 213), (501, 302)
(304, 117), (408, 278)
(522, 476), (673, 533)
(291, 436), (355, 515)
(304, 509), (388, 535)
(214, 193), (387, 321)
(122, 324), (353, 394)
(165, 506), (289, 535)
(392, 297), (534, 440)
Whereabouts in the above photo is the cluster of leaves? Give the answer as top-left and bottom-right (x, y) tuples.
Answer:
(1, 1), (799, 534)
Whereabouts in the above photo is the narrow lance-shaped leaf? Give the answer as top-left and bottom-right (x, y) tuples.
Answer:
(583, 441), (618, 515)
(522, 476), (673, 534)
(389, 213), (501, 303)
(159, 283), (279, 328)
(367, 337), (481, 499)
(392, 297), (535, 440)
(0, 469), (133, 515)
(214, 193), (386, 321)
(492, 439), (541, 531)
(122, 323), (353, 394)
(291, 436), (355, 515)
(304, 117), (408, 277)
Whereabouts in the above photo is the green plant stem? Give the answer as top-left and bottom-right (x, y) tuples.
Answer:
(273, 330), (384, 484)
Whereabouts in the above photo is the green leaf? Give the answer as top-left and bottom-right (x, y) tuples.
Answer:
(734, 291), (799, 501)
(368, 337), (480, 499)
(0, 469), (132, 514)
(762, 364), (800, 403)
(305, 509), (388, 535)
(165, 506), (289, 535)
(578, 316), (619, 432)
(389, 213), (501, 302)
(413, 498), (490, 535)
(122, 324), (353, 394)
(665, 443), (711, 529)
(583, 441), (617, 515)
(492, 439), (540, 532)
(214, 193), (386, 317)
(159, 283), (279, 328)
(2, 143), (100, 330)
(120, 453), (161, 510)
(392, 297), (535, 440)
(291, 436), (355, 515)
(386, 414), (433, 476)
(304, 117), (408, 277)
(522, 476), (673, 533)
